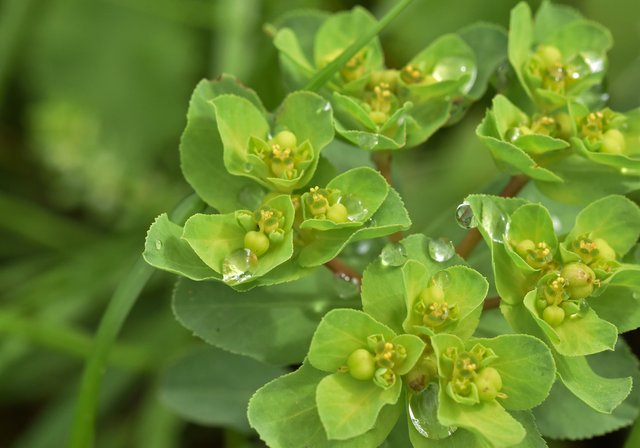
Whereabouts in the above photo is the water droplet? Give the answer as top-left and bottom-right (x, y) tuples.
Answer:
(222, 248), (257, 284)
(432, 270), (451, 289)
(432, 57), (477, 94)
(333, 273), (360, 299)
(341, 195), (368, 222)
(380, 242), (407, 267)
(237, 184), (265, 210)
(551, 216), (562, 234)
(357, 133), (380, 150)
(633, 291), (640, 300)
(408, 383), (457, 440)
(318, 102), (332, 113)
(505, 127), (522, 142)
(428, 238), (455, 262)
(581, 52), (605, 73)
(243, 162), (254, 173)
(355, 240), (374, 256)
(455, 202), (476, 229)
(155, 240), (163, 250)
(311, 300), (330, 314)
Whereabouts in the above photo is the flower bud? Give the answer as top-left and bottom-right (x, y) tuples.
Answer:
(272, 130), (297, 149)
(601, 128), (625, 155)
(561, 263), (595, 299)
(244, 230), (270, 257)
(326, 203), (349, 223)
(543, 305), (565, 327)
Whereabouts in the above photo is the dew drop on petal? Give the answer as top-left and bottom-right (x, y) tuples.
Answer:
(428, 238), (455, 262)
(433, 270), (451, 289)
(155, 240), (163, 250)
(333, 273), (360, 299)
(243, 162), (254, 173)
(455, 202), (476, 229)
(380, 242), (407, 267)
(222, 248), (257, 284)
(408, 383), (457, 440)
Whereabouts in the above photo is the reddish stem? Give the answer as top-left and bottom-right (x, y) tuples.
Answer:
(324, 258), (362, 284)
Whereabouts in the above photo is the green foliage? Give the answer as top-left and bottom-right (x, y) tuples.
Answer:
(132, 1), (640, 447)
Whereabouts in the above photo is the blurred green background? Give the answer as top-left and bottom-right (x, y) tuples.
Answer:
(0, 0), (638, 446)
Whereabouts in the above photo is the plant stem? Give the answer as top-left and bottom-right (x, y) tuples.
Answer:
(304, 0), (414, 92)
(69, 194), (204, 448)
(324, 258), (362, 284)
(372, 151), (393, 184)
(455, 175), (528, 259)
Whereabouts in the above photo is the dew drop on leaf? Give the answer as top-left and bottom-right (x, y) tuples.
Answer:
(380, 242), (407, 267)
(570, 299), (590, 319)
(433, 270), (451, 289)
(428, 238), (455, 262)
(432, 57), (477, 94)
(342, 194), (368, 222)
(357, 133), (380, 150)
(455, 202), (476, 229)
(333, 273), (360, 299)
(485, 214), (508, 243)
(316, 102), (332, 114)
(408, 383), (457, 440)
(155, 240), (163, 250)
(222, 248), (257, 284)
(243, 162), (254, 173)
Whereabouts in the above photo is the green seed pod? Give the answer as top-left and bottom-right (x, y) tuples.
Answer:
(561, 263), (595, 299)
(601, 128), (625, 155)
(326, 203), (349, 223)
(244, 230), (270, 257)
(474, 367), (503, 401)
(543, 305), (565, 327)
(347, 348), (376, 381)
(273, 130), (297, 149)
(594, 238), (616, 261)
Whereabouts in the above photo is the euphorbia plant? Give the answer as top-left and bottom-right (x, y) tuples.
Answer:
(70, 1), (640, 447)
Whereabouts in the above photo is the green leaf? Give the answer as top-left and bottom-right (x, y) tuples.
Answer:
(308, 308), (395, 373)
(402, 262), (488, 339)
(172, 270), (352, 365)
(507, 203), (558, 254)
(590, 268), (640, 333)
(564, 195), (640, 258)
(533, 2), (582, 43)
(300, 167), (389, 230)
(248, 361), (400, 448)
(458, 23), (508, 101)
(316, 373), (401, 440)
(464, 194), (529, 245)
(508, 2), (534, 99)
(182, 195), (294, 284)
(534, 339), (640, 440)
(392, 334), (427, 375)
(438, 386), (525, 448)
(160, 346), (285, 431)
(523, 289), (617, 356)
(313, 6), (383, 82)
(404, 99), (452, 148)
(548, 20), (612, 60)
(572, 137), (640, 172)
(470, 334), (555, 411)
(555, 350), (632, 414)
(362, 235), (465, 333)
(143, 213), (218, 281)
(180, 76), (266, 213)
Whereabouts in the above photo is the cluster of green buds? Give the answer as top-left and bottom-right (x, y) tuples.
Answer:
(578, 109), (627, 155)
(441, 343), (506, 404)
(505, 112), (572, 142)
(361, 70), (400, 125)
(535, 262), (597, 327)
(413, 279), (460, 329)
(569, 234), (617, 270)
(344, 334), (408, 389)
(238, 204), (286, 258)
(512, 239), (556, 270)
(252, 130), (312, 180)
(302, 186), (350, 223)
(400, 63), (430, 85)
(527, 44), (593, 95)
